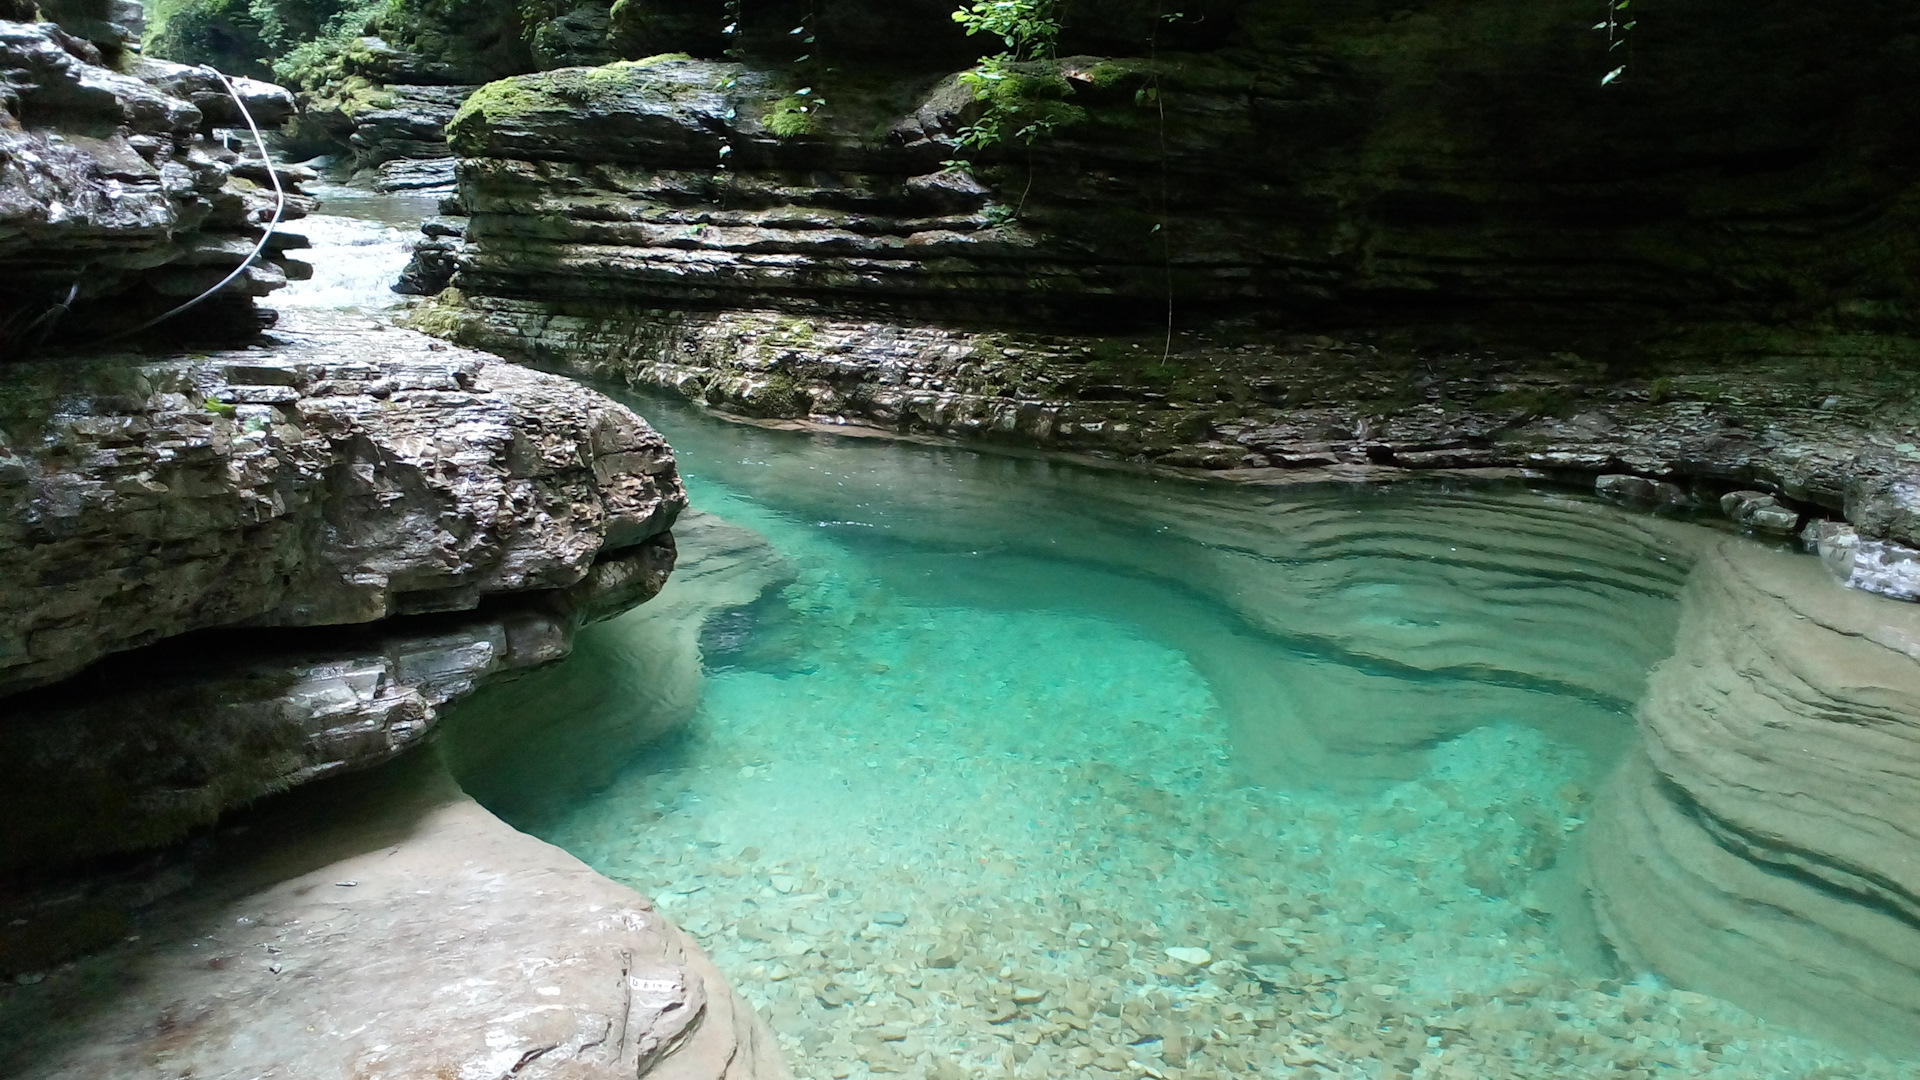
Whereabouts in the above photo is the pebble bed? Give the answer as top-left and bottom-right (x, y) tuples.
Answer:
(544, 508), (1919, 1080)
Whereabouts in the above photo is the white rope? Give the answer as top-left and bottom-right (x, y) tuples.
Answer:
(99, 68), (288, 342)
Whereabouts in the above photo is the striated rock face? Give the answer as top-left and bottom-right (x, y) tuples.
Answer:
(440, 507), (790, 827)
(423, 0), (1920, 330)
(0, 19), (312, 350)
(0, 311), (686, 870)
(0, 753), (789, 1080)
(413, 11), (1920, 587)
(289, 68), (475, 192)
(0, 527), (674, 871)
(0, 311), (684, 698)
(431, 299), (1920, 564)
(1585, 538), (1920, 1053)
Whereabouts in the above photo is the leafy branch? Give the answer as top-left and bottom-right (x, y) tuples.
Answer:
(946, 0), (1073, 161)
(1596, 0), (1635, 85)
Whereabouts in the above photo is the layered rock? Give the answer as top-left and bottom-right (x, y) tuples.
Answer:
(0, 19), (312, 350)
(0, 752), (788, 1080)
(1585, 538), (1920, 1053)
(439, 508), (791, 828)
(419, 0), (1920, 327)
(410, 8), (1920, 587)
(0, 310), (686, 867)
(0, 311), (683, 696)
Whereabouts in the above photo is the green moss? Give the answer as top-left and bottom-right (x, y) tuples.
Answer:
(453, 57), (708, 133)
(762, 94), (820, 138)
(752, 372), (810, 417)
(400, 287), (472, 340)
(1086, 61), (1130, 87)
(203, 397), (237, 417)
(773, 316), (817, 343)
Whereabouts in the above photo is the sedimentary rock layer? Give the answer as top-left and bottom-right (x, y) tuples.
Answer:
(1586, 538), (1920, 1053)
(0, 311), (686, 698)
(0, 19), (309, 348)
(417, 32), (1920, 589)
(0, 526), (674, 871)
(432, 299), (1920, 556)
(0, 753), (789, 1080)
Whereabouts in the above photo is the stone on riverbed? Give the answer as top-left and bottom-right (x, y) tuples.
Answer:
(1804, 519), (1920, 602)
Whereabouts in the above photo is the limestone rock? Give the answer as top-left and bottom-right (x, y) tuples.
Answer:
(1804, 519), (1920, 602)
(0, 526), (674, 871)
(1586, 537), (1920, 1053)
(1719, 489), (1802, 534)
(0, 310), (687, 699)
(439, 508), (790, 826)
(0, 21), (311, 349)
(0, 753), (790, 1080)
(1594, 473), (1691, 508)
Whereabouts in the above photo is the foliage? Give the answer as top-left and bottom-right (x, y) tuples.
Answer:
(269, 0), (393, 87)
(1596, 0), (1634, 85)
(953, 61), (1084, 154)
(145, 0), (273, 78)
(145, 0), (393, 82)
(947, 0), (1075, 158)
(951, 0), (1061, 60)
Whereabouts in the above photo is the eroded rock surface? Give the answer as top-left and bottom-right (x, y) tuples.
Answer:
(440, 508), (791, 828)
(0, 310), (686, 698)
(1586, 538), (1920, 1053)
(411, 33), (1920, 590)
(0, 754), (790, 1080)
(0, 526), (674, 871)
(0, 20), (312, 349)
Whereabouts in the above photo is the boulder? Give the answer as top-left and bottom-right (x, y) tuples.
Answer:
(0, 311), (687, 699)
(1804, 519), (1920, 602)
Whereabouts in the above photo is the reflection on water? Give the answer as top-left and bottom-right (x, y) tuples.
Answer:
(435, 397), (1920, 1079)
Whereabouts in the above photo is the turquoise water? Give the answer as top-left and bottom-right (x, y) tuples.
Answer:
(438, 399), (1915, 1080)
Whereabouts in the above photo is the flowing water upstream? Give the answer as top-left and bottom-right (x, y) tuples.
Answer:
(281, 198), (1920, 1080)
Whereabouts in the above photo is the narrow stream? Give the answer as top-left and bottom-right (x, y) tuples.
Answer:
(282, 198), (1920, 1080)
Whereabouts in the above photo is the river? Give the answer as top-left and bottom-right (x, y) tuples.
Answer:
(275, 195), (1918, 1080)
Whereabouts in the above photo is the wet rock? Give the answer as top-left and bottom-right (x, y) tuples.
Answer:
(1586, 538), (1920, 1054)
(1719, 489), (1803, 534)
(0, 22), (310, 349)
(0, 753), (789, 1080)
(1165, 946), (1212, 966)
(1595, 473), (1691, 508)
(0, 526), (674, 871)
(1807, 519), (1920, 602)
(0, 310), (686, 699)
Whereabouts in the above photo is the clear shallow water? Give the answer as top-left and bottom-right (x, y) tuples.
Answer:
(438, 402), (1919, 1080)
(281, 191), (1919, 1079)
